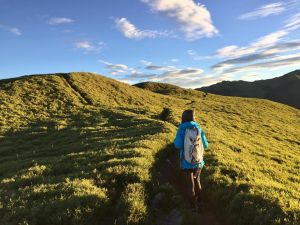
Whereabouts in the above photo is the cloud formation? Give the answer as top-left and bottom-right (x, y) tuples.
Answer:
(223, 53), (300, 74)
(211, 39), (300, 74)
(238, 2), (285, 20)
(99, 59), (206, 88)
(75, 41), (104, 53)
(145, 65), (176, 71)
(187, 49), (213, 60)
(98, 60), (136, 75)
(212, 52), (277, 71)
(170, 58), (179, 62)
(115, 17), (170, 40)
(9, 27), (22, 36)
(0, 24), (22, 36)
(133, 62), (204, 87)
(284, 12), (300, 31)
(141, 0), (218, 40)
(48, 17), (74, 25)
(140, 60), (152, 66)
(208, 9), (300, 82)
(216, 30), (288, 59)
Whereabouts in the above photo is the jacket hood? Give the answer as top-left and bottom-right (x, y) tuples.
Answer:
(179, 121), (200, 129)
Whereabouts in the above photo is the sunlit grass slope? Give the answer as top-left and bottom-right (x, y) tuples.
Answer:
(135, 81), (300, 225)
(0, 73), (181, 225)
(0, 73), (299, 225)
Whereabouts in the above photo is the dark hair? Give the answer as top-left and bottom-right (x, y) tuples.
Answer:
(181, 109), (195, 123)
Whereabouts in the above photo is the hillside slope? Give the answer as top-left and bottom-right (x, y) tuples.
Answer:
(1, 72), (299, 225)
(198, 70), (300, 109)
(135, 81), (300, 225)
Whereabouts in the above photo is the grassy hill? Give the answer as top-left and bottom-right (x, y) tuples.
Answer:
(198, 70), (300, 109)
(1, 72), (299, 225)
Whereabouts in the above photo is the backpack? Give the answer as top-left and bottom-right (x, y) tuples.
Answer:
(183, 128), (204, 164)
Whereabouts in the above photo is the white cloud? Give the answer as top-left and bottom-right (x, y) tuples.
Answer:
(211, 11), (300, 74)
(284, 12), (300, 31)
(143, 67), (205, 88)
(48, 17), (74, 25)
(238, 2), (285, 20)
(115, 17), (170, 40)
(143, 62), (203, 77)
(107, 64), (128, 71)
(240, 74), (260, 81)
(196, 73), (234, 87)
(141, 0), (218, 40)
(216, 45), (241, 58)
(252, 30), (288, 48)
(267, 40), (300, 54)
(146, 64), (176, 71)
(129, 62), (205, 87)
(140, 60), (153, 66)
(211, 9), (300, 75)
(160, 68), (204, 79)
(211, 9), (300, 79)
(216, 30), (288, 58)
(187, 49), (213, 60)
(75, 41), (103, 53)
(170, 58), (179, 62)
(0, 24), (22, 36)
(98, 59), (136, 75)
(75, 41), (93, 50)
(99, 59), (206, 88)
(9, 27), (22, 36)
(98, 59), (111, 65)
(223, 52), (300, 74)
(211, 63), (233, 73)
(205, 10), (300, 60)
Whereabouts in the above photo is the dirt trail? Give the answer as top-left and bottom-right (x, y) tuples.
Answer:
(156, 152), (232, 225)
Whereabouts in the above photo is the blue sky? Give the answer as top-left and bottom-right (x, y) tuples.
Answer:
(1, 0), (300, 87)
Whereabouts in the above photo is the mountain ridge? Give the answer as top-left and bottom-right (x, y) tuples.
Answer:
(197, 70), (300, 109)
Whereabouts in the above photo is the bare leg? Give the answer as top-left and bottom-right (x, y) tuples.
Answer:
(194, 168), (202, 203)
(183, 170), (196, 208)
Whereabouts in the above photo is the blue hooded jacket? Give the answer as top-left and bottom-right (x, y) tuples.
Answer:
(174, 121), (208, 169)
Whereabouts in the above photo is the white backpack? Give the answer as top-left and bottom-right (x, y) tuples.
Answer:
(184, 128), (204, 164)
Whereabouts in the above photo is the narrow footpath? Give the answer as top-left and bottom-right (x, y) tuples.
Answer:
(155, 151), (232, 225)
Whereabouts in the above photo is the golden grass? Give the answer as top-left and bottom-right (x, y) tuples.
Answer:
(0, 73), (299, 225)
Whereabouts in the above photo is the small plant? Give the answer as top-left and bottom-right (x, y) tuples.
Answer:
(159, 107), (176, 125)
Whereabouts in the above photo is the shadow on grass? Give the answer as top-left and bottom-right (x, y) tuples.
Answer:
(202, 153), (294, 225)
(0, 108), (166, 225)
(148, 144), (294, 225)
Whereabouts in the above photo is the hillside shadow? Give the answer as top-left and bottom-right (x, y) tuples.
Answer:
(201, 153), (290, 225)
(149, 144), (232, 225)
(149, 145), (291, 225)
(0, 108), (165, 225)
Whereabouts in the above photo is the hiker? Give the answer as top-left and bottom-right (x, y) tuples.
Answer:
(174, 109), (208, 211)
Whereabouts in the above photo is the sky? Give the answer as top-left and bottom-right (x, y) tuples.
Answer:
(1, 0), (300, 88)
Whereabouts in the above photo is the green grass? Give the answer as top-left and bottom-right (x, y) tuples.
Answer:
(0, 73), (299, 225)
(139, 82), (300, 225)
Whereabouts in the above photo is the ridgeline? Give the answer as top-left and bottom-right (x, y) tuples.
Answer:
(198, 70), (300, 109)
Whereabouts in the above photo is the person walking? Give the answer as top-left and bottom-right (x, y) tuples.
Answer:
(174, 109), (208, 211)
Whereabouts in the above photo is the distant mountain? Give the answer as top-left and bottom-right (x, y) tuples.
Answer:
(134, 81), (183, 94)
(198, 70), (300, 109)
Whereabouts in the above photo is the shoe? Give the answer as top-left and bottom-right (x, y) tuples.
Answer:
(190, 201), (197, 213)
(191, 206), (197, 213)
(196, 201), (205, 213)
